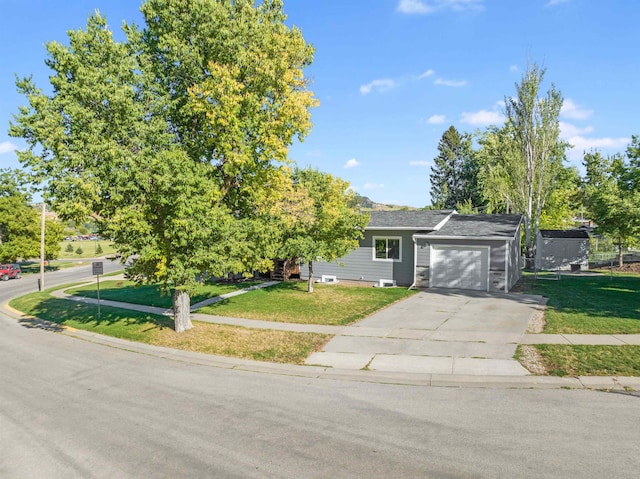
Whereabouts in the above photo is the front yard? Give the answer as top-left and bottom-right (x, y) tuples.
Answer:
(69, 280), (416, 326)
(10, 280), (414, 364)
(521, 272), (640, 376)
(9, 286), (329, 364)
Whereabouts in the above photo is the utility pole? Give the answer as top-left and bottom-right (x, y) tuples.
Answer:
(39, 201), (45, 291)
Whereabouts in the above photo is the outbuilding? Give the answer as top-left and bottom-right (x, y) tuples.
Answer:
(535, 229), (590, 271)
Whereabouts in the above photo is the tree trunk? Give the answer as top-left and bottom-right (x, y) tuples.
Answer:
(307, 260), (314, 293)
(618, 238), (624, 268)
(173, 289), (193, 333)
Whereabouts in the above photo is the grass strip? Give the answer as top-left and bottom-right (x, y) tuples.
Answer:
(521, 344), (640, 377)
(198, 281), (416, 325)
(9, 288), (330, 364)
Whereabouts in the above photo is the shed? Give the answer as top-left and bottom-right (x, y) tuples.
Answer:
(535, 230), (590, 271)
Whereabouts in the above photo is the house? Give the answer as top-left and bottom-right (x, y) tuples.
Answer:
(300, 210), (523, 293)
(535, 229), (590, 271)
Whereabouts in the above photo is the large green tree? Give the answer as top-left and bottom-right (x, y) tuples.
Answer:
(280, 168), (368, 293)
(10, 0), (317, 332)
(429, 126), (480, 209)
(583, 149), (640, 266)
(479, 63), (567, 266)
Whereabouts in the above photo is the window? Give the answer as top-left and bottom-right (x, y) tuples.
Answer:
(373, 237), (401, 261)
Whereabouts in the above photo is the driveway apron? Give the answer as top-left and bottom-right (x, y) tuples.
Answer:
(305, 289), (542, 376)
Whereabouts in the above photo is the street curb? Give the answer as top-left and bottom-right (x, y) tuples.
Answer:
(56, 325), (638, 391)
(3, 287), (639, 391)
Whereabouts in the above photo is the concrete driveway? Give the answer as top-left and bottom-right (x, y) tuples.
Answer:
(305, 289), (543, 376)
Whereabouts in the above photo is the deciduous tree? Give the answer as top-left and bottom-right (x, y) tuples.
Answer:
(583, 150), (640, 266)
(280, 168), (368, 293)
(10, 0), (317, 332)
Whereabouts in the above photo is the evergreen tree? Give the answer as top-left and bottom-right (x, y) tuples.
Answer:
(429, 126), (480, 209)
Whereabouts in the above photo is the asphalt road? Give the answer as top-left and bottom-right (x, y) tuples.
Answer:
(1, 264), (640, 478)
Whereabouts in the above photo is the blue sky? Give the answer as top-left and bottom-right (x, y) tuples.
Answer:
(1, 0), (638, 207)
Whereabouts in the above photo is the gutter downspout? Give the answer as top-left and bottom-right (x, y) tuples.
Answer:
(409, 236), (417, 290)
(504, 239), (509, 293)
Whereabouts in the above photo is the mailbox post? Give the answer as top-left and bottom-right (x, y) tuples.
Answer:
(92, 262), (103, 320)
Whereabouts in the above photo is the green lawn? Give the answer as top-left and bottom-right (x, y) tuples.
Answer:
(528, 273), (640, 334)
(9, 287), (330, 364)
(59, 240), (117, 258)
(67, 280), (260, 309)
(520, 272), (640, 377)
(198, 281), (417, 325)
(519, 344), (640, 377)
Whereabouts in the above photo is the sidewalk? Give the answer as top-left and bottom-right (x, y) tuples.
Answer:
(22, 281), (640, 389)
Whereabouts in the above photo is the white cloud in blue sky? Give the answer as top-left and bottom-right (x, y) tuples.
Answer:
(561, 99), (593, 120)
(434, 78), (468, 87)
(410, 160), (432, 167)
(427, 114), (446, 124)
(460, 109), (504, 126)
(0, 141), (17, 155)
(364, 183), (384, 190)
(360, 78), (396, 95)
(344, 158), (360, 169)
(418, 69), (435, 79)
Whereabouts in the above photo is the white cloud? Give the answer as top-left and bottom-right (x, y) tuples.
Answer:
(561, 99), (593, 120)
(360, 78), (396, 95)
(559, 122), (594, 138)
(364, 182), (384, 190)
(434, 78), (468, 87)
(397, 0), (484, 15)
(427, 114), (446, 124)
(344, 158), (360, 169)
(460, 109), (505, 126)
(418, 69), (435, 79)
(566, 135), (630, 160)
(0, 141), (17, 155)
(397, 0), (435, 14)
(410, 160), (431, 167)
(509, 65), (519, 72)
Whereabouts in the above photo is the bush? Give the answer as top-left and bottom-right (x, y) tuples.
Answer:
(95, 244), (103, 255)
(65, 243), (74, 253)
(75, 247), (84, 255)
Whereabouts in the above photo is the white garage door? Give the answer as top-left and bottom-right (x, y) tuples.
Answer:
(430, 246), (489, 291)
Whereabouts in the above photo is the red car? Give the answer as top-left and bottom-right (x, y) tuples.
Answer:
(0, 264), (22, 281)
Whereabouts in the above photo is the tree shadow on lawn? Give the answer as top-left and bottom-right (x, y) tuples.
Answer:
(19, 297), (174, 333)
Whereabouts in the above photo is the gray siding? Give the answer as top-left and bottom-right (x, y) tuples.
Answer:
(416, 236), (520, 293)
(535, 234), (590, 270)
(299, 230), (415, 286)
(508, 225), (522, 289)
(415, 238), (431, 288)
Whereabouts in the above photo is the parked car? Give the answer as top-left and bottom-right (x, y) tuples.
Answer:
(0, 264), (22, 281)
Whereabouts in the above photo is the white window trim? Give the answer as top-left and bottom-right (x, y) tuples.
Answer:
(372, 236), (402, 262)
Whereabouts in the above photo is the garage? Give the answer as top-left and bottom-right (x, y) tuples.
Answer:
(430, 246), (489, 291)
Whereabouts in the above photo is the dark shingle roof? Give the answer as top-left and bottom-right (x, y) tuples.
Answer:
(367, 210), (453, 229)
(425, 214), (522, 239)
(540, 229), (590, 239)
